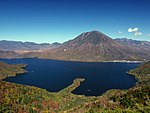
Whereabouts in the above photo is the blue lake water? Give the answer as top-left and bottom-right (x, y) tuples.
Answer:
(1, 58), (139, 96)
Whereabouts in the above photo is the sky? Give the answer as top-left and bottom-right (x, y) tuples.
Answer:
(0, 0), (150, 43)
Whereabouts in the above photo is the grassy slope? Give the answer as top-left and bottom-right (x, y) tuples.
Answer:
(128, 61), (150, 84)
(0, 62), (27, 80)
(0, 79), (97, 113)
(0, 61), (150, 113)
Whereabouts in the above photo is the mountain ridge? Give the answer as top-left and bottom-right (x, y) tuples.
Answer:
(44, 31), (150, 61)
(0, 40), (61, 52)
(0, 31), (150, 61)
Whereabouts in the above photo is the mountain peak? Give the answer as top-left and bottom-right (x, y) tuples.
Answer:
(48, 31), (144, 61)
(73, 30), (112, 45)
(82, 30), (105, 36)
(89, 30), (103, 34)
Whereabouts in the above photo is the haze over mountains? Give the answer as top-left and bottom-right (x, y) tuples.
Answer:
(0, 31), (150, 61)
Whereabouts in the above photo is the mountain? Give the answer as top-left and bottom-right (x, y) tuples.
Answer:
(115, 38), (150, 47)
(115, 38), (150, 60)
(0, 31), (150, 61)
(45, 31), (149, 61)
(0, 40), (61, 53)
(52, 42), (62, 46)
(0, 50), (19, 58)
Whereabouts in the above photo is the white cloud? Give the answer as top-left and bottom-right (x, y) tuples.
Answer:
(148, 34), (150, 36)
(128, 27), (138, 32)
(128, 27), (142, 36)
(118, 31), (123, 34)
(134, 32), (142, 36)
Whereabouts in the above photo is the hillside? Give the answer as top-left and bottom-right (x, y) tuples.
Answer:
(128, 61), (150, 76)
(0, 50), (20, 58)
(115, 38), (150, 47)
(128, 61), (150, 83)
(115, 38), (150, 60)
(0, 62), (27, 80)
(45, 31), (149, 61)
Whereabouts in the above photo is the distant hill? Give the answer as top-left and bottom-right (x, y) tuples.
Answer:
(115, 38), (150, 49)
(0, 50), (20, 58)
(0, 40), (61, 58)
(45, 31), (150, 61)
(52, 42), (62, 46)
(0, 40), (61, 52)
(115, 38), (150, 60)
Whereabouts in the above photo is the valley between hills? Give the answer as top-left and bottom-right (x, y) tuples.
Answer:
(0, 61), (150, 113)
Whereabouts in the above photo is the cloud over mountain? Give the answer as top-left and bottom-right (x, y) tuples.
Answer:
(128, 28), (138, 32)
(134, 32), (142, 36)
(128, 27), (142, 36)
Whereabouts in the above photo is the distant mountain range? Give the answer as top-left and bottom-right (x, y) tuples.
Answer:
(115, 38), (150, 59)
(0, 31), (150, 61)
(0, 40), (61, 52)
(115, 38), (150, 51)
(0, 50), (19, 58)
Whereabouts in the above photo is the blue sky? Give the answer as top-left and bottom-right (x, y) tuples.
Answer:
(0, 0), (150, 43)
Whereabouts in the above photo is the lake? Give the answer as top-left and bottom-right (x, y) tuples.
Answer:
(1, 58), (139, 96)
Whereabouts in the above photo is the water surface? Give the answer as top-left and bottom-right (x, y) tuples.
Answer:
(1, 58), (139, 96)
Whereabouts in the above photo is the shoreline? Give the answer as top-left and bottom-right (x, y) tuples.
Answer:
(0, 62), (27, 81)
(0, 57), (147, 63)
(102, 60), (144, 63)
